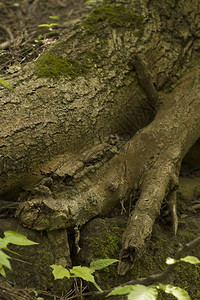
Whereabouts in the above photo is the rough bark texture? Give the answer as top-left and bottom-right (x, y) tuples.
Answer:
(1, 0), (200, 275)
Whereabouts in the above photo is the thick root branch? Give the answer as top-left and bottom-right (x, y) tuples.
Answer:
(118, 159), (179, 275)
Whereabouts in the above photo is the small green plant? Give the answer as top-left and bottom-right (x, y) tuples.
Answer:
(0, 230), (38, 277)
(38, 23), (58, 31)
(51, 255), (200, 299)
(108, 256), (200, 299)
(33, 289), (45, 300)
(51, 258), (119, 292)
(49, 16), (60, 20)
(166, 256), (200, 265)
(34, 34), (43, 43)
(107, 283), (190, 299)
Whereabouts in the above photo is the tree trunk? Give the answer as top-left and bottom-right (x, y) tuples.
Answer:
(1, 0), (200, 274)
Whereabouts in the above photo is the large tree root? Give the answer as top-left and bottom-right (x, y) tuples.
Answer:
(15, 63), (200, 275)
(117, 62), (200, 273)
(118, 151), (180, 275)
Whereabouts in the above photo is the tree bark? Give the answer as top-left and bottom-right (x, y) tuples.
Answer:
(1, 0), (200, 274)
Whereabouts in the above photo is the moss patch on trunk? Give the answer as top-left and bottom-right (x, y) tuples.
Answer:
(83, 4), (144, 34)
(35, 51), (88, 79)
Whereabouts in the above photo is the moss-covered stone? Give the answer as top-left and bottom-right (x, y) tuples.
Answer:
(83, 4), (144, 34)
(89, 227), (123, 259)
(35, 51), (88, 79)
(88, 226), (125, 289)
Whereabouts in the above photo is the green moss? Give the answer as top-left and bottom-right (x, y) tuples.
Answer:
(174, 262), (200, 299)
(35, 51), (88, 79)
(89, 227), (123, 259)
(82, 47), (105, 64)
(89, 227), (123, 289)
(83, 4), (144, 34)
(178, 231), (196, 243)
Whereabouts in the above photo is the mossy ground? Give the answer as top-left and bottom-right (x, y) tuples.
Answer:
(89, 227), (123, 260)
(174, 263), (200, 299)
(88, 226), (125, 289)
(84, 214), (200, 298)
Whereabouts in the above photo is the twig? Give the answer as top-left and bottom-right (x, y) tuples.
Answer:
(0, 24), (14, 49)
(63, 291), (95, 299)
(11, 257), (32, 265)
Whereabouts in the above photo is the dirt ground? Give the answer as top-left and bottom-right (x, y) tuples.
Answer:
(0, 0), (88, 73)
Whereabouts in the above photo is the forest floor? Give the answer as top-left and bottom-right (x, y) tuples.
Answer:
(0, 0), (88, 73)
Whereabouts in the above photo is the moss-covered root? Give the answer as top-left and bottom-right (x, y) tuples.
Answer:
(35, 52), (87, 79)
(83, 4), (144, 34)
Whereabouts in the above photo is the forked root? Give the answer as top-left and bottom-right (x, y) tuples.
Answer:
(118, 159), (179, 275)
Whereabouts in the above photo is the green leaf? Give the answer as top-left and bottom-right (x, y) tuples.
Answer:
(35, 35), (43, 43)
(0, 238), (9, 249)
(84, 0), (95, 5)
(0, 78), (13, 90)
(0, 250), (11, 270)
(38, 24), (51, 27)
(107, 284), (158, 299)
(50, 265), (70, 279)
(33, 290), (38, 297)
(180, 256), (200, 264)
(166, 257), (178, 265)
(93, 281), (103, 292)
(49, 16), (60, 20)
(128, 286), (158, 300)
(70, 266), (94, 282)
(4, 231), (38, 246)
(70, 266), (103, 292)
(38, 23), (58, 27)
(158, 284), (190, 300)
(107, 285), (136, 296)
(37, 34), (43, 40)
(90, 259), (119, 271)
(0, 264), (6, 277)
(4, 247), (20, 256)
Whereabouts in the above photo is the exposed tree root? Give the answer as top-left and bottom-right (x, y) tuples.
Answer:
(117, 62), (200, 274)
(118, 153), (180, 275)
(15, 59), (200, 277)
